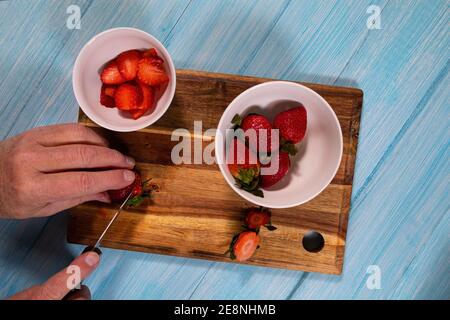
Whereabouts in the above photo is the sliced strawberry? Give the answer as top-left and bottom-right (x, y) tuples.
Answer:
(137, 82), (155, 110)
(100, 85), (116, 108)
(142, 48), (164, 64)
(137, 57), (169, 86)
(100, 60), (126, 84)
(114, 83), (142, 111)
(129, 109), (145, 120)
(231, 231), (260, 262)
(142, 48), (158, 58)
(100, 92), (115, 108)
(116, 50), (141, 81)
(129, 82), (155, 119)
(102, 85), (117, 98)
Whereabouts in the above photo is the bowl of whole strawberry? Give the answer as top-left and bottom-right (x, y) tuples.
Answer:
(73, 28), (176, 132)
(216, 81), (343, 208)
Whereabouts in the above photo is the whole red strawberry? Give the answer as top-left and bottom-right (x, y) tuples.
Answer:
(273, 105), (307, 144)
(260, 151), (290, 189)
(108, 171), (143, 202)
(227, 138), (263, 197)
(232, 113), (273, 153)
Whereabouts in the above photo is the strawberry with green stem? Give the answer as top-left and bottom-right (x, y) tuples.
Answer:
(225, 231), (260, 262)
(107, 171), (158, 207)
(232, 113), (273, 153)
(227, 138), (263, 197)
(244, 207), (277, 231)
(274, 105), (307, 155)
(225, 207), (277, 262)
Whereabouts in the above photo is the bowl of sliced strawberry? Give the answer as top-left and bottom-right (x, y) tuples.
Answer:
(73, 28), (176, 132)
(215, 81), (343, 208)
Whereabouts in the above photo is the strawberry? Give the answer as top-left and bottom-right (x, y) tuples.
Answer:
(227, 138), (262, 197)
(137, 82), (155, 110)
(107, 171), (157, 206)
(100, 85), (116, 108)
(227, 231), (260, 262)
(129, 82), (155, 119)
(100, 60), (126, 84)
(232, 113), (273, 153)
(260, 151), (290, 189)
(137, 57), (169, 86)
(114, 83), (142, 111)
(273, 105), (307, 151)
(116, 50), (141, 81)
(142, 48), (164, 64)
(142, 48), (158, 58)
(102, 85), (117, 98)
(108, 171), (142, 203)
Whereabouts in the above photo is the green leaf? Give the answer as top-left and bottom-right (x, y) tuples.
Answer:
(281, 142), (298, 156)
(266, 225), (277, 231)
(231, 114), (242, 126)
(225, 233), (240, 260)
(250, 189), (264, 198)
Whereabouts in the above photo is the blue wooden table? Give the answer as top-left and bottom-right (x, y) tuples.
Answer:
(0, 0), (448, 300)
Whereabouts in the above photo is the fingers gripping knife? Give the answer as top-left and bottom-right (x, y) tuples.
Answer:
(63, 191), (133, 299)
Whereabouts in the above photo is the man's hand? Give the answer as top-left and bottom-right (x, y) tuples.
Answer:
(0, 123), (136, 219)
(8, 251), (100, 300)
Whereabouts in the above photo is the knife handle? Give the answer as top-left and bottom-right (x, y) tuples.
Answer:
(82, 245), (102, 256)
(62, 246), (102, 300)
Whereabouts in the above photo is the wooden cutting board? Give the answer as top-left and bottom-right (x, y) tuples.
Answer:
(67, 69), (363, 274)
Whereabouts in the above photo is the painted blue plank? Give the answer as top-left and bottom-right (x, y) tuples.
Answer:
(290, 67), (450, 299)
(0, 0), (448, 300)
(0, 0), (197, 298)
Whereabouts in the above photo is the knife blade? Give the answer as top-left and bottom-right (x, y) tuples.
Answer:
(82, 190), (134, 254)
(64, 191), (134, 300)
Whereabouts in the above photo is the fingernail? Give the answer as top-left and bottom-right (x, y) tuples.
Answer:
(84, 252), (100, 267)
(125, 156), (135, 167)
(124, 170), (135, 182)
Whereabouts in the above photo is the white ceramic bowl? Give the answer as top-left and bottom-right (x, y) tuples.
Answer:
(215, 81), (343, 208)
(72, 27), (176, 132)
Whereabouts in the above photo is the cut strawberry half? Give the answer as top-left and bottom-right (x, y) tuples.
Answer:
(102, 85), (117, 98)
(100, 60), (126, 84)
(137, 57), (169, 86)
(142, 48), (158, 58)
(137, 82), (155, 110)
(100, 93), (115, 108)
(100, 85), (116, 108)
(114, 83), (142, 111)
(245, 209), (271, 229)
(116, 50), (141, 81)
(129, 83), (155, 119)
(230, 231), (260, 262)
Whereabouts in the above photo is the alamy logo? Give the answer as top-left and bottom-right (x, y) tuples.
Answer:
(366, 265), (381, 290)
(66, 265), (81, 290)
(366, 5), (382, 30)
(170, 122), (281, 175)
(66, 5), (81, 30)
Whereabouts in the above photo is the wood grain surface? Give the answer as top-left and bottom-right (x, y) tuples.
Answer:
(0, 0), (448, 299)
(67, 69), (363, 274)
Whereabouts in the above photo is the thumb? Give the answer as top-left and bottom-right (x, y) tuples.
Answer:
(37, 251), (100, 300)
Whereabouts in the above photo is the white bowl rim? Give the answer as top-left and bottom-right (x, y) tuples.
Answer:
(72, 27), (176, 132)
(214, 80), (343, 208)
